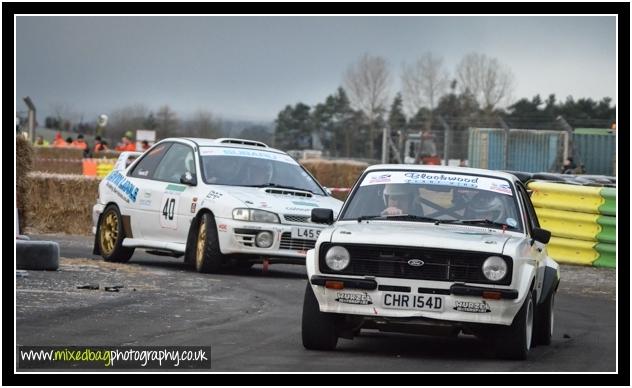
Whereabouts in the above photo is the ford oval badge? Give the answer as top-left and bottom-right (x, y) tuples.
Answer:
(407, 259), (425, 267)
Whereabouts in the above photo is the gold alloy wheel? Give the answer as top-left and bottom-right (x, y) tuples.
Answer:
(196, 219), (207, 267)
(100, 211), (119, 256)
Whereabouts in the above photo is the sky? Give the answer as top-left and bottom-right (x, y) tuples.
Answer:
(15, 15), (617, 124)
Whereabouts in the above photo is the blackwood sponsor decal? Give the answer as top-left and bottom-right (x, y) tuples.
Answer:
(453, 300), (491, 313)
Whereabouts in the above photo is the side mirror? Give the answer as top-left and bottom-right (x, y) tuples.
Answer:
(532, 227), (551, 244)
(323, 187), (333, 195)
(311, 208), (334, 225)
(180, 171), (197, 186)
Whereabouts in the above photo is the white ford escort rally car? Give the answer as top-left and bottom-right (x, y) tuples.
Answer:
(92, 138), (343, 272)
(303, 165), (560, 359)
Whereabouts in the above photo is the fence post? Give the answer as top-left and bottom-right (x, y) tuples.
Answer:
(556, 115), (574, 161)
(381, 127), (388, 164)
(498, 116), (511, 170)
(438, 116), (451, 166)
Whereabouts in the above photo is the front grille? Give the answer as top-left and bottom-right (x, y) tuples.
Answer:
(283, 214), (311, 223)
(279, 232), (316, 251)
(319, 243), (512, 286)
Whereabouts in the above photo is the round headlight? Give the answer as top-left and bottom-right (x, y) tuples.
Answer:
(255, 231), (274, 248)
(325, 246), (350, 271)
(482, 256), (507, 281)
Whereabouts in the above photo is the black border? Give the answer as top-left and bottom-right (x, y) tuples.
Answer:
(6, 2), (629, 386)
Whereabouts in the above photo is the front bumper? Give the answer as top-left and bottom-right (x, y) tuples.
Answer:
(310, 274), (525, 326)
(91, 203), (105, 235)
(215, 217), (324, 261)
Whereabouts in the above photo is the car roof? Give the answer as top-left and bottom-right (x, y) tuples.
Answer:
(159, 137), (288, 154)
(366, 164), (519, 182)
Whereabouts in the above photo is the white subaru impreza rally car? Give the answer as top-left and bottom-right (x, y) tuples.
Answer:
(92, 138), (343, 272)
(303, 165), (559, 359)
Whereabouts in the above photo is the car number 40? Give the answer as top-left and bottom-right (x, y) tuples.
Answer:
(160, 195), (178, 229)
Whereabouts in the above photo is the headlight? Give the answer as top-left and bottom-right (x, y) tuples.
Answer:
(325, 246), (350, 271)
(482, 256), (507, 281)
(232, 208), (280, 223)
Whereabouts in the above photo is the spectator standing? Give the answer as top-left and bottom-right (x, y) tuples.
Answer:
(93, 136), (109, 153)
(115, 135), (136, 151)
(34, 135), (49, 147)
(72, 134), (90, 157)
(52, 131), (67, 147)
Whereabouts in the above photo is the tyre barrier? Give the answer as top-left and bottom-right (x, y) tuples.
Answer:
(82, 159), (117, 177)
(16, 240), (60, 270)
(527, 181), (616, 268)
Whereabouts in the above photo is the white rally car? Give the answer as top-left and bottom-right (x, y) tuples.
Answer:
(303, 165), (560, 359)
(92, 138), (343, 272)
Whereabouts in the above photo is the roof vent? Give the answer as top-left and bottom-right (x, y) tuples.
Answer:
(217, 138), (268, 148)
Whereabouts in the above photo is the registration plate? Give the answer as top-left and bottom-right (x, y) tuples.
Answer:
(291, 226), (321, 240)
(382, 293), (444, 311)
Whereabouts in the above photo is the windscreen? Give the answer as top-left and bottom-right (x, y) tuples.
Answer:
(199, 146), (325, 195)
(341, 170), (523, 231)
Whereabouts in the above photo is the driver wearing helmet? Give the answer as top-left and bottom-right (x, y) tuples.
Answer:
(381, 184), (417, 216)
(246, 158), (274, 186)
(465, 191), (508, 224)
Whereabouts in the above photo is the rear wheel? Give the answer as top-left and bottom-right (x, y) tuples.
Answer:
(195, 213), (225, 273)
(97, 205), (134, 262)
(301, 283), (339, 350)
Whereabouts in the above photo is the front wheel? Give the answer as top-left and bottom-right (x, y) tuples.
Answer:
(301, 283), (339, 350)
(97, 205), (134, 262)
(194, 213), (225, 273)
(534, 289), (556, 346)
(496, 289), (535, 360)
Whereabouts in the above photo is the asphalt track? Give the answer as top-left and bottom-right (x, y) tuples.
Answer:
(16, 234), (616, 372)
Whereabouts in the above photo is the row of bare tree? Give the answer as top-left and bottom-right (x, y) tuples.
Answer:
(342, 52), (514, 158)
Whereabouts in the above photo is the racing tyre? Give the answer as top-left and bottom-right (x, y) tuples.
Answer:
(301, 283), (339, 350)
(534, 289), (556, 346)
(496, 289), (535, 360)
(97, 205), (134, 262)
(195, 213), (225, 273)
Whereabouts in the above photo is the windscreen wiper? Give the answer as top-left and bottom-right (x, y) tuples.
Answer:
(357, 214), (441, 223)
(441, 218), (515, 229)
(247, 183), (315, 193)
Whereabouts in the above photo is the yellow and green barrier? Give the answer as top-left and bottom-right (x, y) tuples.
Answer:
(528, 181), (616, 268)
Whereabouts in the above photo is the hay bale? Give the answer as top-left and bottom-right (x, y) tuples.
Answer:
(16, 136), (34, 233)
(32, 147), (84, 174)
(93, 150), (122, 159)
(300, 159), (368, 201)
(24, 172), (101, 235)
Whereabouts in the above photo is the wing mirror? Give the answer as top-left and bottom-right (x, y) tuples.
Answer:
(180, 171), (197, 186)
(531, 227), (551, 245)
(311, 208), (334, 225)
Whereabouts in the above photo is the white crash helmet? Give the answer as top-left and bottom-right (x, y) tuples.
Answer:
(248, 159), (274, 183)
(382, 184), (415, 206)
(467, 191), (507, 223)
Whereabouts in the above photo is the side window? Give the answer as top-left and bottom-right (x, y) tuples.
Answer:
(153, 143), (196, 184)
(129, 143), (172, 179)
(516, 183), (539, 234)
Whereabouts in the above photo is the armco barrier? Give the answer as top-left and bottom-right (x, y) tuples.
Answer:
(528, 181), (616, 268)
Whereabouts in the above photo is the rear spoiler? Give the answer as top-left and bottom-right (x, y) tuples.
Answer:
(113, 151), (143, 171)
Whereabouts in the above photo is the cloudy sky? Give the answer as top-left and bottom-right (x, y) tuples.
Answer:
(16, 15), (616, 123)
